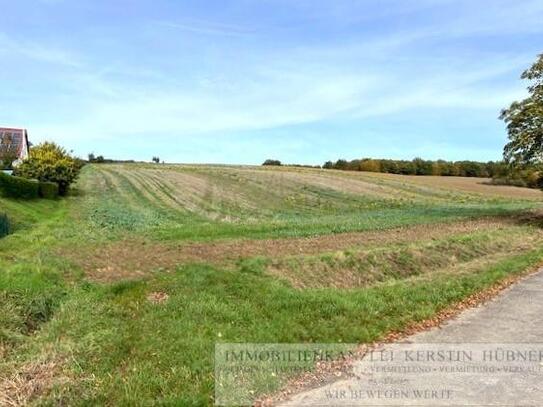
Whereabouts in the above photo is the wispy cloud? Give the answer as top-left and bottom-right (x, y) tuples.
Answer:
(28, 46), (527, 148)
(155, 19), (255, 37)
(2, 0), (542, 162)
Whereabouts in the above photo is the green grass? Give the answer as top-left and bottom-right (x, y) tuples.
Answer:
(149, 203), (534, 242)
(6, 248), (543, 405)
(1, 163), (543, 405)
(0, 197), (62, 232)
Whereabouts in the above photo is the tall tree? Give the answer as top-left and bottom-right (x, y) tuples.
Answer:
(501, 54), (543, 165)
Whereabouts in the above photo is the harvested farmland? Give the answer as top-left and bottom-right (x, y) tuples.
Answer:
(2, 162), (543, 406)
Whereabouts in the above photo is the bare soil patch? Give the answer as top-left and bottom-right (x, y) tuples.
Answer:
(65, 217), (522, 282)
(147, 291), (170, 304)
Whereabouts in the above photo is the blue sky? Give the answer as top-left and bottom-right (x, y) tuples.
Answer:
(1, 0), (542, 164)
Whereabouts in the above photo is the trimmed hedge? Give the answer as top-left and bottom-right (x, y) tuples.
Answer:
(0, 213), (9, 238)
(39, 181), (59, 199)
(0, 172), (39, 199)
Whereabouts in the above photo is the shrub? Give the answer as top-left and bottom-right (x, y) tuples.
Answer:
(491, 167), (543, 190)
(0, 213), (9, 238)
(262, 159), (282, 166)
(14, 142), (81, 196)
(0, 151), (17, 170)
(39, 181), (59, 199)
(0, 172), (39, 199)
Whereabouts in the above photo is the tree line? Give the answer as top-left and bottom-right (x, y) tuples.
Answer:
(263, 157), (542, 188)
(263, 157), (518, 179)
(322, 158), (509, 178)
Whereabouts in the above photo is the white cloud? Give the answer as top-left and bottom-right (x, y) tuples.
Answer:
(31, 52), (525, 151)
(155, 19), (255, 37)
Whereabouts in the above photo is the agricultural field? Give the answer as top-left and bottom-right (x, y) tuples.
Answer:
(2, 163), (543, 405)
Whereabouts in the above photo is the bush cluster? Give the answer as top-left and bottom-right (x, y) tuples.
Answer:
(88, 153), (135, 164)
(262, 159), (282, 166)
(0, 153), (17, 170)
(14, 142), (82, 196)
(0, 172), (39, 199)
(491, 166), (543, 189)
(0, 213), (9, 238)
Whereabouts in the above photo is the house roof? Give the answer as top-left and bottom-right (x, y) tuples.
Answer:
(0, 128), (28, 161)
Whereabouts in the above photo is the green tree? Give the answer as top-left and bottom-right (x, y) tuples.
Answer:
(359, 159), (381, 172)
(412, 158), (433, 175)
(334, 159), (348, 170)
(501, 54), (543, 165)
(14, 142), (81, 196)
(262, 159), (282, 166)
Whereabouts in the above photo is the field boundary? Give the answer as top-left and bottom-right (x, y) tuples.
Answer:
(261, 261), (543, 406)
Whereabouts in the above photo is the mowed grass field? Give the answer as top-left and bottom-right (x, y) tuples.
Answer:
(2, 163), (543, 405)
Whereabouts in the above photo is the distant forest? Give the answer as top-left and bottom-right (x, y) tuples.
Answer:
(322, 158), (542, 188)
(262, 158), (543, 189)
(323, 158), (504, 177)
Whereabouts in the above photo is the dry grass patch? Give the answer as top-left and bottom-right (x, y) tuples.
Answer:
(241, 168), (401, 200)
(98, 165), (255, 221)
(157, 168), (257, 218)
(354, 171), (543, 200)
(0, 354), (71, 407)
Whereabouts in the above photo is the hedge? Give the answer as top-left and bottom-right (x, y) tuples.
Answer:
(0, 172), (39, 199)
(39, 181), (59, 199)
(0, 213), (9, 238)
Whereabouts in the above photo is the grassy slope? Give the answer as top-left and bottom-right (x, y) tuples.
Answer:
(1, 164), (543, 405)
(83, 164), (538, 241)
